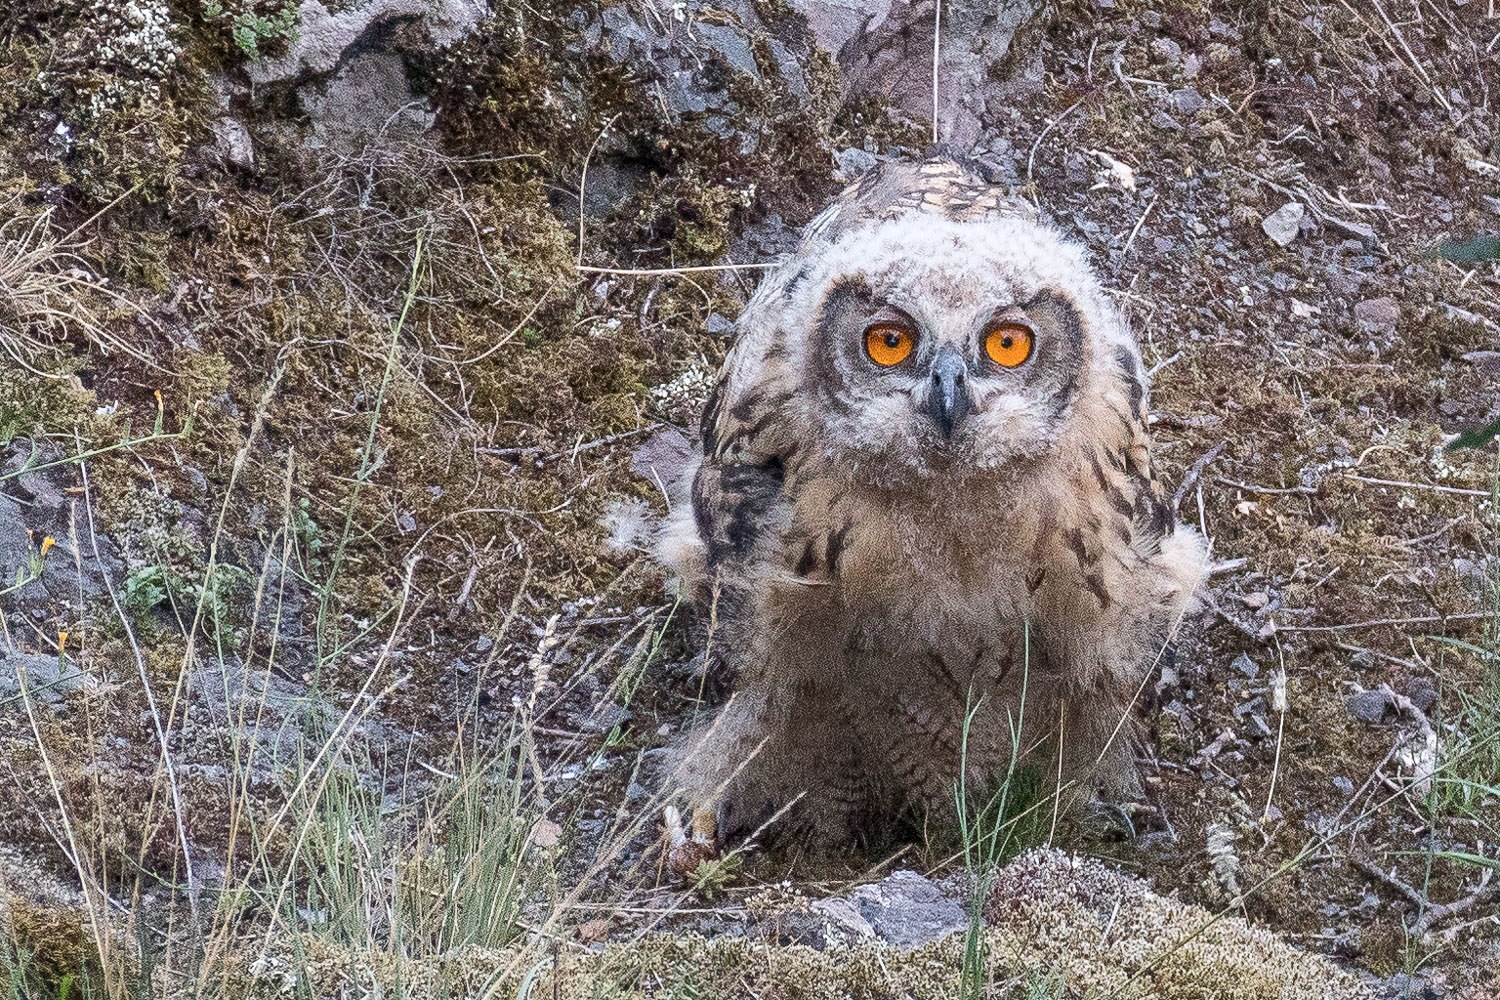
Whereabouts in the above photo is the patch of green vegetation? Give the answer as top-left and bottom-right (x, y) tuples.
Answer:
(685, 850), (743, 899)
(0, 1), (215, 206)
(0, 365), (98, 448)
(0, 901), (101, 1000)
(955, 645), (1050, 1000)
(199, 0), (299, 61)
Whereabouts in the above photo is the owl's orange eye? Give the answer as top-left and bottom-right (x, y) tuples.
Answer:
(865, 324), (915, 367)
(985, 323), (1034, 368)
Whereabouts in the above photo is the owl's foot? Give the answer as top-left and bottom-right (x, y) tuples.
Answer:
(662, 803), (720, 880)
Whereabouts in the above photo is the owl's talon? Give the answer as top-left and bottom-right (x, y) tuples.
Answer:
(663, 803), (721, 880)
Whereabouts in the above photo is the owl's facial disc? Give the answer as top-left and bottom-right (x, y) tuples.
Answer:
(809, 264), (1088, 476)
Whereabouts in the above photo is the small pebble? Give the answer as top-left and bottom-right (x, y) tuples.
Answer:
(1261, 202), (1305, 246)
(1345, 689), (1390, 725)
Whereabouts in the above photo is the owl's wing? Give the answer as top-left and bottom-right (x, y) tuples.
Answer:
(689, 335), (800, 574)
(1115, 350), (1177, 549)
(802, 157), (1037, 247)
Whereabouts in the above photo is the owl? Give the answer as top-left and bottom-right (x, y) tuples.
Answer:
(650, 157), (1208, 858)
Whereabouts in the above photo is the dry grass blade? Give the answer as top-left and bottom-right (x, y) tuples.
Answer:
(0, 201), (154, 370)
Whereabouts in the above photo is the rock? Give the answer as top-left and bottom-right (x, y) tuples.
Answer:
(730, 212), (799, 263)
(182, 661), (389, 788)
(833, 146), (879, 181)
(1151, 109), (1183, 131)
(765, 37), (810, 98)
(1353, 297), (1400, 338)
(694, 22), (761, 80)
(1461, 350), (1500, 374)
(0, 443), (127, 621)
(247, 0), (487, 85)
(578, 700), (631, 734)
(808, 897), (876, 944)
(705, 312), (736, 337)
(1376, 971), (1448, 999)
(593, 1), (820, 157)
(0, 648), (91, 708)
(1230, 652), (1260, 678)
(604, 4), (778, 113)
(847, 869), (968, 947)
(1261, 202), (1305, 246)
(1151, 37), (1183, 64)
(630, 428), (694, 492)
(1442, 304), (1500, 335)
(1170, 86), (1207, 115)
(210, 116), (255, 171)
(577, 161), (649, 220)
(241, 0), (484, 155)
(1345, 688), (1390, 725)
(1405, 676), (1438, 714)
(789, 0), (1047, 148)
(301, 51), (435, 152)
(1323, 213), (1379, 248)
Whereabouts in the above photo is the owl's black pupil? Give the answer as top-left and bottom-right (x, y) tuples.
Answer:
(884, 333), (901, 349)
(1001, 336), (1014, 349)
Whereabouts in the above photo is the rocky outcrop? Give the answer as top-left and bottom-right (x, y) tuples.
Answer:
(789, 0), (1047, 147)
(241, 0), (487, 154)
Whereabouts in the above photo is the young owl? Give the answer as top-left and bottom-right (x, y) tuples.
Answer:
(651, 157), (1208, 854)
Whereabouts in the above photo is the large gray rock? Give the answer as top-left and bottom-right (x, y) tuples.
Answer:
(245, 0), (486, 155)
(0, 647), (92, 708)
(178, 659), (407, 792)
(788, 0), (1047, 148)
(0, 441), (126, 622)
(847, 869), (969, 947)
(301, 50), (436, 151)
(247, 0), (488, 85)
(595, 1), (817, 145)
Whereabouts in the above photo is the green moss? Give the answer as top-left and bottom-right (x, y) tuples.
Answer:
(0, 1), (216, 208)
(0, 364), (99, 447)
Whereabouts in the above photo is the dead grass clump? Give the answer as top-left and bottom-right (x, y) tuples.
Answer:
(0, 202), (150, 371)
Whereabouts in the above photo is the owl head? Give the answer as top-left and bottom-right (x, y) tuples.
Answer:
(777, 208), (1133, 483)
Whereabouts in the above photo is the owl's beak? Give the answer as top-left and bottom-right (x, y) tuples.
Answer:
(927, 346), (971, 439)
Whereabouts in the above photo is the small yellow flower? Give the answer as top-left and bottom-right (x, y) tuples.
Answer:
(57, 631), (68, 652)
(39, 536), (55, 558)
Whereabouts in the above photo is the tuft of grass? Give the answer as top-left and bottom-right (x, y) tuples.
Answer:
(954, 623), (1049, 1000)
(0, 200), (152, 371)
